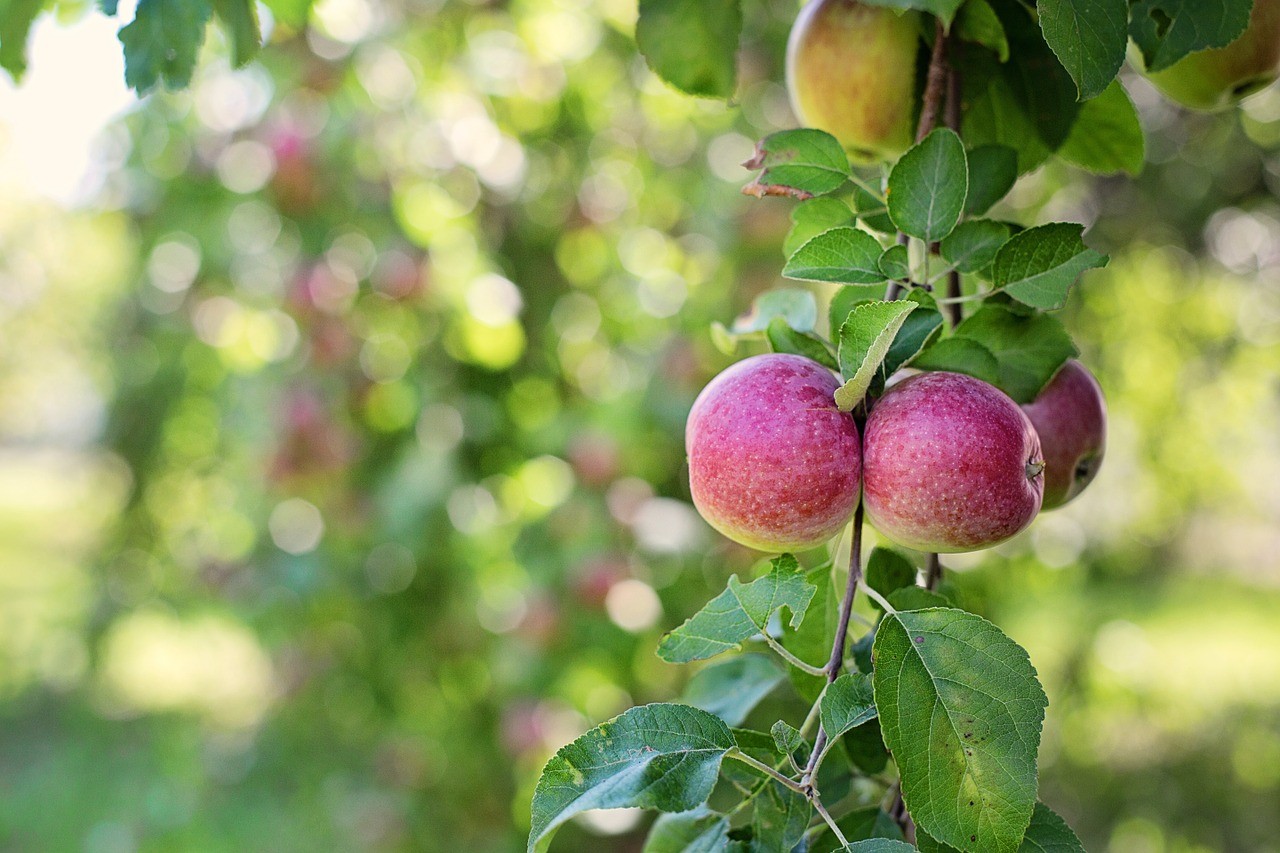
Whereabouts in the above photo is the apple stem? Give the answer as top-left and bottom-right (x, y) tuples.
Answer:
(925, 552), (942, 592)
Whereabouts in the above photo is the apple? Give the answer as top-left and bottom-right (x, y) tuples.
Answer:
(686, 353), (861, 552)
(1020, 359), (1106, 510)
(862, 371), (1044, 553)
(786, 0), (920, 162)
(1140, 0), (1280, 111)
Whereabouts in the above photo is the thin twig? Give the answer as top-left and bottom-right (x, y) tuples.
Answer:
(943, 64), (964, 327)
(762, 633), (829, 677)
(725, 749), (807, 795)
(813, 794), (850, 849)
(801, 503), (866, 784)
(916, 18), (950, 144)
(860, 582), (896, 614)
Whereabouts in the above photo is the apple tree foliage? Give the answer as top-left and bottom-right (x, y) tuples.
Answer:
(526, 1), (1255, 852)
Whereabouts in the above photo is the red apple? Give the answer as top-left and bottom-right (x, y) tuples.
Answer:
(786, 0), (920, 162)
(863, 371), (1044, 553)
(1020, 359), (1106, 510)
(1140, 0), (1280, 111)
(686, 353), (861, 552)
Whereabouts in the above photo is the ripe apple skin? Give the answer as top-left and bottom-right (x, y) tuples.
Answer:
(1021, 359), (1106, 510)
(1142, 0), (1280, 111)
(786, 0), (919, 162)
(863, 371), (1044, 553)
(686, 353), (861, 552)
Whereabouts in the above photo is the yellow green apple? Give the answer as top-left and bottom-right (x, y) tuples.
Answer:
(1142, 0), (1280, 111)
(786, 0), (920, 162)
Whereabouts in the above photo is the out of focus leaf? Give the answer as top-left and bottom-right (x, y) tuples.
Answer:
(119, 0), (213, 92)
(636, 0), (741, 98)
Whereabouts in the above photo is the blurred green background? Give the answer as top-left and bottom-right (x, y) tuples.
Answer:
(2, 1), (1280, 851)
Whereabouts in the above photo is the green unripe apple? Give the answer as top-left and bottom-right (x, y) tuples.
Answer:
(785, 0), (920, 162)
(1141, 0), (1280, 111)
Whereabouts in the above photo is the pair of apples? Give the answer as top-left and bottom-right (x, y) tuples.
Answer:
(789, 0), (1280, 160)
(685, 354), (1105, 554)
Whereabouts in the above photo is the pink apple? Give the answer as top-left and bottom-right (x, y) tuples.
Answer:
(863, 371), (1044, 553)
(1021, 359), (1106, 510)
(686, 354), (861, 552)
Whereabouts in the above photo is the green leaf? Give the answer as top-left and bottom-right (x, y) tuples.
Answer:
(872, 608), (1048, 853)
(1129, 0), (1254, 72)
(850, 627), (876, 677)
(842, 841), (919, 852)
(843, 716), (890, 775)
(100, 0), (121, 13)
(752, 781), (812, 852)
(878, 244), (911, 282)
(635, 0), (740, 98)
(917, 801), (1084, 853)
(212, 0), (261, 67)
(1037, 0), (1127, 100)
(911, 337), (1002, 386)
(731, 289), (818, 335)
(770, 719), (804, 755)
(528, 703), (737, 853)
(1057, 79), (1144, 176)
(1019, 801), (1087, 852)
(916, 828), (962, 853)
(955, 0), (1009, 61)
(887, 129), (968, 242)
(865, 547), (917, 610)
(829, 287), (886, 341)
(964, 145), (1018, 216)
(860, 0), (965, 27)
(0, 0), (43, 81)
(682, 654), (785, 727)
(993, 222), (1107, 311)
(658, 554), (817, 664)
(878, 290), (943, 385)
(644, 807), (734, 853)
(887, 586), (952, 610)
(820, 673), (877, 740)
(958, 2), (1080, 173)
(834, 301), (919, 411)
(785, 227), (887, 285)
(743, 129), (851, 199)
(783, 566), (839, 704)
(941, 219), (1010, 274)
(119, 0), (214, 92)
(854, 183), (895, 234)
(948, 303), (1079, 402)
(786, 197), (856, 257)
(766, 318), (840, 371)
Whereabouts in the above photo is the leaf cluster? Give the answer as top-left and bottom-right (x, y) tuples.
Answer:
(528, 553), (1083, 853)
(732, 126), (1102, 406)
